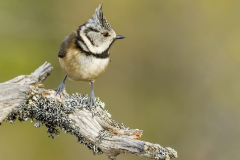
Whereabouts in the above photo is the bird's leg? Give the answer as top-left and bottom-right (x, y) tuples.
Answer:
(56, 75), (67, 95)
(88, 82), (95, 107)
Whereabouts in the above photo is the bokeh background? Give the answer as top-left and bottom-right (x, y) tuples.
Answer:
(0, 0), (240, 160)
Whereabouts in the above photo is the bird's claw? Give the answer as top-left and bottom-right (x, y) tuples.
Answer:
(56, 81), (66, 96)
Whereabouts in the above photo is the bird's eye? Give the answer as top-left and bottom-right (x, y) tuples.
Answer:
(103, 32), (109, 37)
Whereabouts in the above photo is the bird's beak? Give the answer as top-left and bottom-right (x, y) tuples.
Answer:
(116, 35), (126, 39)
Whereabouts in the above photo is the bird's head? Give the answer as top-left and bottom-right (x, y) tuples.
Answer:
(77, 4), (125, 55)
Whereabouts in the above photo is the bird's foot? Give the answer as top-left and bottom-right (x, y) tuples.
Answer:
(56, 81), (66, 96)
(88, 91), (95, 107)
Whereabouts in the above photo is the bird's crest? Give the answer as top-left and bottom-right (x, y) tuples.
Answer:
(89, 4), (112, 30)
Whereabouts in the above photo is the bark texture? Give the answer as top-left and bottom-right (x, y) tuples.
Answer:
(0, 62), (178, 160)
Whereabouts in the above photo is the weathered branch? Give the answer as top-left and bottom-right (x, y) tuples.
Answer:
(0, 62), (178, 160)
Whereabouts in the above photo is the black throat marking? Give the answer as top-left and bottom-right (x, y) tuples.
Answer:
(75, 26), (113, 59)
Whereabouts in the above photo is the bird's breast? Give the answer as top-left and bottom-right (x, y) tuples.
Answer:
(59, 50), (110, 82)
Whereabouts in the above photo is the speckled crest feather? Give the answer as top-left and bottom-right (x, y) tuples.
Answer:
(89, 4), (112, 30)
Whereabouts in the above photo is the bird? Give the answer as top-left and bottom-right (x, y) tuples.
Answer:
(56, 4), (125, 107)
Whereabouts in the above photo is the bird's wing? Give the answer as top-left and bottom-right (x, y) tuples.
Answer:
(58, 38), (69, 58)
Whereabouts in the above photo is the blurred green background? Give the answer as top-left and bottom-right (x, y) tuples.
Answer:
(1, 0), (240, 160)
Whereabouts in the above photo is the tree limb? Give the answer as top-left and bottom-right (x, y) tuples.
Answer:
(0, 62), (178, 160)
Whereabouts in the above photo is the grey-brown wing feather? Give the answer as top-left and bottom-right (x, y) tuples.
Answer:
(58, 38), (69, 58)
(58, 31), (78, 58)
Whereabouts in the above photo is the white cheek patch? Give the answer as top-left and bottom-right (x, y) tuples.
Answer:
(80, 29), (114, 54)
(78, 40), (90, 52)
